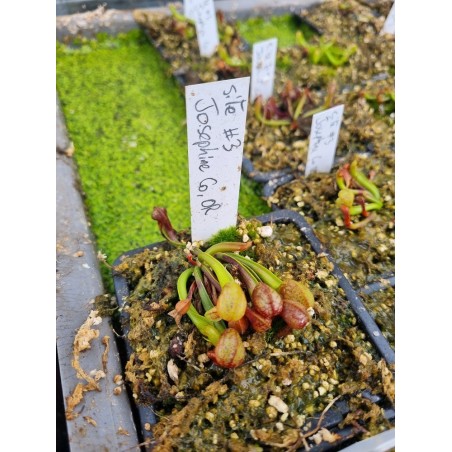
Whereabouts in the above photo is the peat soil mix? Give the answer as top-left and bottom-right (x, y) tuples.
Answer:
(113, 210), (394, 451)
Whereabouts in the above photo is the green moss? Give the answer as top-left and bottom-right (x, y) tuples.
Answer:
(206, 226), (241, 246)
(236, 14), (311, 48)
(56, 30), (269, 288)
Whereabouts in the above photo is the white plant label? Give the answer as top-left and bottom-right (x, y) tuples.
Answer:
(250, 38), (278, 103)
(380, 2), (395, 35)
(184, 0), (219, 57)
(305, 105), (344, 176)
(186, 77), (250, 242)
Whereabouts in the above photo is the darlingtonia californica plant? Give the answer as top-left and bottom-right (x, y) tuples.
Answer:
(253, 79), (336, 135)
(335, 161), (383, 229)
(152, 207), (315, 369)
(295, 29), (357, 68)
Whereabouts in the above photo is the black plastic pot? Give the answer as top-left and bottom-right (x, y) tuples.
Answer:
(112, 209), (394, 450)
(263, 172), (395, 294)
(242, 157), (293, 183)
(262, 172), (296, 198)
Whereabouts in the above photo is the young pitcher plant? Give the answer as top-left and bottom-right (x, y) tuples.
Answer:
(152, 207), (315, 368)
(254, 80), (336, 134)
(335, 161), (383, 229)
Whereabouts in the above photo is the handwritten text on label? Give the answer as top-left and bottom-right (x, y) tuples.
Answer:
(305, 105), (344, 176)
(184, 0), (219, 57)
(251, 38), (278, 102)
(186, 77), (250, 241)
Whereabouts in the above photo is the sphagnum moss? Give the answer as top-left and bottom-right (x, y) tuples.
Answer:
(56, 30), (269, 288)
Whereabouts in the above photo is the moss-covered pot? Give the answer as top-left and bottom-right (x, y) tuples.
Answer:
(267, 152), (395, 289)
(112, 210), (394, 451)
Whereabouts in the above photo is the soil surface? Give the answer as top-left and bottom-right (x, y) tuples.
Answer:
(360, 286), (395, 348)
(269, 151), (395, 288)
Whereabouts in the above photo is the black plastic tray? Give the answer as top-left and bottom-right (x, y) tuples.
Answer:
(112, 209), (394, 450)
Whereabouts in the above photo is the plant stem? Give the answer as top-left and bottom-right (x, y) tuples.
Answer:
(192, 248), (234, 287)
(176, 268), (222, 343)
(205, 241), (252, 255)
(193, 268), (226, 332)
(348, 202), (383, 216)
(188, 306), (222, 344)
(169, 4), (195, 24)
(221, 252), (282, 290)
(349, 161), (381, 201)
(254, 97), (292, 127)
(302, 104), (326, 119)
(193, 266), (215, 312)
(200, 264), (221, 292)
(217, 253), (258, 294)
(293, 92), (307, 120)
(347, 213), (376, 230)
(217, 45), (249, 69)
(336, 173), (347, 190)
(177, 267), (194, 299)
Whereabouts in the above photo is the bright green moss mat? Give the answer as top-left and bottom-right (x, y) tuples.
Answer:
(236, 14), (311, 48)
(56, 30), (270, 286)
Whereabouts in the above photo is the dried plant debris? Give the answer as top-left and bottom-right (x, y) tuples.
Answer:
(84, 416), (98, 427)
(102, 335), (110, 372)
(65, 310), (107, 420)
(114, 220), (394, 450)
(66, 383), (85, 421)
(117, 427), (131, 436)
(71, 310), (103, 390)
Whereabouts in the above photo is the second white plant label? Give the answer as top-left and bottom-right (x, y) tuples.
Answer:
(305, 105), (344, 176)
(186, 77), (251, 242)
(250, 38), (278, 102)
(184, 0), (219, 57)
(380, 2), (395, 35)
